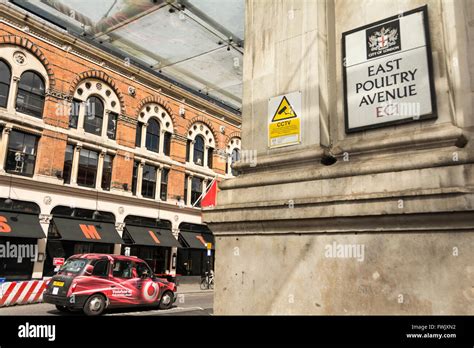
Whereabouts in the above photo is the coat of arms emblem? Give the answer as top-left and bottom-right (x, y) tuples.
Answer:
(368, 26), (398, 50)
(365, 20), (401, 59)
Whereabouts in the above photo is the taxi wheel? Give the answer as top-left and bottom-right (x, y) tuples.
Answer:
(83, 294), (106, 316)
(159, 291), (173, 310)
(55, 305), (70, 313)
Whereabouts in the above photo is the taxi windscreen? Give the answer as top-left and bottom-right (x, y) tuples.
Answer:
(58, 258), (88, 275)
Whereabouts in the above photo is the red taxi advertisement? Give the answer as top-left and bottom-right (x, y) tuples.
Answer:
(43, 254), (177, 316)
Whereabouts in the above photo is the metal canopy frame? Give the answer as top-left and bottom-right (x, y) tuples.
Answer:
(11, 0), (244, 114)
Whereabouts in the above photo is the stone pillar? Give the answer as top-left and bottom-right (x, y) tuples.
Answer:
(226, 153), (231, 175)
(8, 76), (19, 111)
(95, 150), (105, 189)
(101, 111), (110, 138)
(186, 174), (192, 206)
(114, 222), (125, 255)
(202, 178), (207, 197)
(159, 129), (165, 154)
(204, 145), (209, 168)
(203, 0), (474, 315)
(141, 123), (148, 150)
(170, 223), (180, 276)
(77, 101), (86, 132)
(155, 166), (162, 201)
(32, 214), (52, 279)
(0, 126), (12, 172)
(70, 144), (82, 186)
(136, 160), (145, 198)
(189, 139), (195, 163)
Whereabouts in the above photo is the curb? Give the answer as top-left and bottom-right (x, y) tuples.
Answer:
(177, 290), (214, 294)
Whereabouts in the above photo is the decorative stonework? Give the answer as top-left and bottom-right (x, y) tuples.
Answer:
(136, 96), (177, 131)
(118, 114), (137, 125)
(0, 35), (56, 87)
(43, 196), (52, 205)
(185, 116), (220, 148)
(13, 51), (26, 65)
(173, 134), (188, 144)
(46, 88), (72, 101)
(115, 222), (125, 232)
(216, 148), (228, 158)
(137, 101), (175, 134)
(39, 214), (52, 224)
(225, 131), (242, 146)
(69, 70), (125, 114)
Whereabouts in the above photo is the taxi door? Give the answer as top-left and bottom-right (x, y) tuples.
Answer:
(108, 260), (141, 306)
(135, 261), (160, 305)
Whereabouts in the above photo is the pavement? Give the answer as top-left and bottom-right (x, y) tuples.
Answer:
(176, 283), (214, 294)
(0, 286), (213, 316)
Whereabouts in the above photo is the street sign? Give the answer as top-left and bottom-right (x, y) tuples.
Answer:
(268, 91), (301, 148)
(342, 6), (436, 133)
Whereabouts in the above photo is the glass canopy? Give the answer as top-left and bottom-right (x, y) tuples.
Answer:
(14, 0), (244, 112)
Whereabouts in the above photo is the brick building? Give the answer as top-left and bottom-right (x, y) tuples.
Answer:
(0, 2), (241, 281)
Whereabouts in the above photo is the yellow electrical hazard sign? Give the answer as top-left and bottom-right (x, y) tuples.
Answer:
(271, 96), (297, 122)
(268, 92), (301, 148)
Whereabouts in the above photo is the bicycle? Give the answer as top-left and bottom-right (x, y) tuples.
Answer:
(200, 271), (214, 290)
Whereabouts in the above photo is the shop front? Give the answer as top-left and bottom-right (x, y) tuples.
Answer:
(177, 223), (214, 276)
(0, 201), (45, 281)
(44, 206), (123, 277)
(121, 216), (179, 276)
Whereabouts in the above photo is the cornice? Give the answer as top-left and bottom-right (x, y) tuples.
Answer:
(0, 173), (202, 217)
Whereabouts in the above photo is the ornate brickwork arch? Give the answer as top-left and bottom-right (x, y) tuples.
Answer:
(185, 115), (220, 148)
(136, 96), (176, 132)
(0, 35), (55, 87)
(69, 70), (125, 113)
(225, 131), (242, 146)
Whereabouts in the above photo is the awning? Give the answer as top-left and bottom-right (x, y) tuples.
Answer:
(53, 217), (123, 244)
(0, 211), (45, 239)
(179, 231), (214, 250)
(125, 225), (180, 248)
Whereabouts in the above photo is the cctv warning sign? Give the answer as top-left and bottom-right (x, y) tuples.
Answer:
(272, 96), (297, 121)
(268, 91), (301, 148)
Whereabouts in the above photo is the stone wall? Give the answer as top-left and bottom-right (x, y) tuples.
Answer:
(204, 0), (474, 314)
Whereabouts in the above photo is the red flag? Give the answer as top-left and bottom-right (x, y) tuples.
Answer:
(201, 180), (217, 208)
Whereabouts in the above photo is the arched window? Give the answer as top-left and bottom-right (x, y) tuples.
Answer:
(231, 148), (241, 176)
(84, 96), (104, 136)
(193, 135), (205, 166)
(0, 60), (11, 108)
(146, 119), (160, 152)
(15, 71), (45, 118)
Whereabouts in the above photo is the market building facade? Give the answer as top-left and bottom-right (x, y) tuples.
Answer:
(0, 2), (241, 281)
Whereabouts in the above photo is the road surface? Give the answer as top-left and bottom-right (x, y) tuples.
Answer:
(0, 291), (213, 316)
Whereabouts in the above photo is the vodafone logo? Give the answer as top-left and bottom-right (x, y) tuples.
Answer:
(142, 281), (159, 302)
